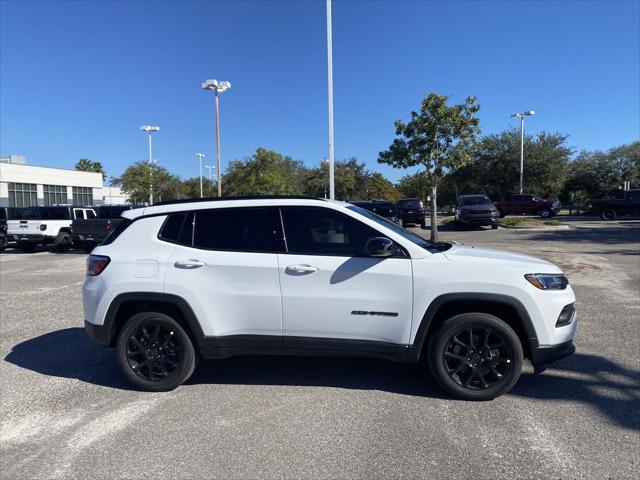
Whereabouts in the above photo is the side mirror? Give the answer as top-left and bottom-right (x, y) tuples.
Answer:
(365, 237), (398, 257)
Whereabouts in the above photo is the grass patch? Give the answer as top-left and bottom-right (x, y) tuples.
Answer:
(544, 220), (562, 226)
(441, 216), (455, 225)
(499, 217), (531, 227)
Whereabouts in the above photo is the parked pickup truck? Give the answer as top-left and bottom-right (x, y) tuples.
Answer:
(7, 206), (96, 252)
(494, 194), (561, 218)
(72, 205), (139, 252)
(588, 189), (640, 220)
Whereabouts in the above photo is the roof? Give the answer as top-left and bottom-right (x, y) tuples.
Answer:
(153, 195), (324, 206)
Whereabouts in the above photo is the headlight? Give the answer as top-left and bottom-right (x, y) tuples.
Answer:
(525, 273), (568, 290)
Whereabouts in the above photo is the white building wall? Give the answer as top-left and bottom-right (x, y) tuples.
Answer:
(0, 162), (104, 207)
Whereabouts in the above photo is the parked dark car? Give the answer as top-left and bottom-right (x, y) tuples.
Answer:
(588, 189), (640, 220)
(71, 205), (140, 252)
(0, 207), (18, 252)
(348, 200), (399, 224)
(494, 194), (560, 218)
(454, 195), (500, 229)
(396, 198), (426, 228)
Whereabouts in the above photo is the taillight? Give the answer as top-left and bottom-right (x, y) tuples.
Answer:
(87, 255), (110, 276)
(40, 224), (47, 231)
(106, 221), (112, 231)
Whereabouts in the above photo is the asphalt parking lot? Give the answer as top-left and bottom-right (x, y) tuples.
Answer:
(1, 217), (639, 479)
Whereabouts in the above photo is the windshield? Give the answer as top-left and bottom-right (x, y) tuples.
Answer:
(347, 205), (432, 248)
(460, 196), (492, 206)
(398, 199), (423, 209)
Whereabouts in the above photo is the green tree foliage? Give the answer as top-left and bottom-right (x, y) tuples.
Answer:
(110, 161), (183, 204)
(222, 148), (307, 196)
(182, 177), (216, 198)
(363, 172), (400, 201)
(450, 130), (572, 201)
(562, 141), (640, 203)
(75, 158), (106, 180)
(378, 93), (480, 240)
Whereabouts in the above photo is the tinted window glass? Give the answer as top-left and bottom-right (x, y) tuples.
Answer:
(627, 190), (640, 200)
(159, 212), (186, 242)
(97, 206), (131, 219)
(0, 209), (5, 221)
(179, 211), (195, 246)
(86, 210), (96, 219)
(398, 199), (422, 209)
(193, 208), (268, 251)
(282, 207), (377, 256)
(101, 219), (132, 245)
(75, 210), (85, 220)
(460, 196), (492, 206)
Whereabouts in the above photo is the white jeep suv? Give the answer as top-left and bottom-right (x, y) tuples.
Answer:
(83, 197), (577, 400)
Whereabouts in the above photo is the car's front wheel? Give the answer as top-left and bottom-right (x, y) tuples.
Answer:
(427, 313), (523, 400)
(116, 312), (196, 392)
(601, 208), (616, 220)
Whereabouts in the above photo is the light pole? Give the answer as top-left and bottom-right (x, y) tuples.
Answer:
(196, 153), (205, 198)
(326, 0), (335, 200)
(202, 79), (231, 196)
(510, 110), (535, 195)
(205, 165), (214, 181)
(140, 125), (160, 205)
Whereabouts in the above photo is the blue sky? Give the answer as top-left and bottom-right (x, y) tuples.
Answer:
(1, 0), (638, 183)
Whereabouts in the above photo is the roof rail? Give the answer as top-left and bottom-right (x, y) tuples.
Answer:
(153, 195), (326, 206)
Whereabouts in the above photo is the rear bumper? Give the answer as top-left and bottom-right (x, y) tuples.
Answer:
(530, 340), (575, 366)
(13, 234), (45, 242)
(84, 319), (111, 346)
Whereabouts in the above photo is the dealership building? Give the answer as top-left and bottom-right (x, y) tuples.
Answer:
(0, 155), (129, 207)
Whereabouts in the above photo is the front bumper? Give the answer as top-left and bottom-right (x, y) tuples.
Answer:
(459, 215), (499, 225)
(84, 319), (111, 346)
(530, 340), (575, 366)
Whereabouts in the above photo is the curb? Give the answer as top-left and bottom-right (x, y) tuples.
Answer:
(499, 224), (573, 231)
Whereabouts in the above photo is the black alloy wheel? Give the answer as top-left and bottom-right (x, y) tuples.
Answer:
(116, 312), (196, 391)
(428, 313), (523, 400)
(601, 208), (616, 220)
(443, 326), (513, 391)
(126, 323), (182, 382)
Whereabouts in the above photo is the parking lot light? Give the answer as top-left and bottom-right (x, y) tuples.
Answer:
(140, 125), (160, 205)
(202, 79), (231, 197)
(510, 111), (535, 194)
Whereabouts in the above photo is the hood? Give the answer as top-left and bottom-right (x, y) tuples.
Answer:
(443, 245), (561, 273)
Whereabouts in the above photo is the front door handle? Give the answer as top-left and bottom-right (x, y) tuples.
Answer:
(174, 259), (206, 269)
(286, 264), (318, 274)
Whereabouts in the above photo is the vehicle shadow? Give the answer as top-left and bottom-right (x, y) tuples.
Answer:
(4, 329), (640, 430)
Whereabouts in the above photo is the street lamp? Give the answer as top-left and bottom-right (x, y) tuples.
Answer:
(326, 0), (335, 200)
(205, 165), (215, 181)
(510, 110), (535, 195)
(196, 153), (205, 198)
(202, 78), (231, 196)
(140, 125), (160, 205)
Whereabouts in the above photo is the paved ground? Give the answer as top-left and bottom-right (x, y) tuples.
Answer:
(1, 217), (638, 479)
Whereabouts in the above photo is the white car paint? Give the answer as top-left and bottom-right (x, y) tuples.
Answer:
(84, 198), (577, 355)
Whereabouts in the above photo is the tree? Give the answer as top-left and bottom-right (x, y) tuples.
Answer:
(75, 158), (106, 180)
(378, 93), (480, 240)
(303, 158), (372, 200)
(363, 172), (400, 201)
(562, 141), (640, 203)
(223, 148), (306, 196)
(182, 177), (216, 199)
(450, 130), (572, 201)
(110, 161), (182, 204)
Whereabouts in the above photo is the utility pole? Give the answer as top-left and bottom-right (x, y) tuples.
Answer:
(196, 153), (205, 198)
(510, 111), (535, 194)
(326, 0), (335, 200)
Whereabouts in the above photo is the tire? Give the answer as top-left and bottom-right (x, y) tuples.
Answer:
(491, 224), (499, 230)
(116, 312), (196, 392)
(539, 209), (552, 218)
(601, 208), (616, 220)
(498, 211), (506, 218)
(401, 220), (407, 228)
(420, 219), (426, 229)
(54, 231), (72, 252)
(427, 312), (523, 401)
(17, 241), (37, 253)
(0, 234), (6, 252)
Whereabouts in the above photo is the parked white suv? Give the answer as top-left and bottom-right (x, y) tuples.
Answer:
(83, 197), (577, 400)
(8, 206), (96, 252)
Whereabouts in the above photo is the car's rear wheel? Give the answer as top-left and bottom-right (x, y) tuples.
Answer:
(427, 313), (523, 400)
(539, 209), (552, 218)
(491, 224), (499, 230)
(17, 241), (37, 253)
(601, 208), (616, 220)
(116, 312), (196, 392)
(54, 231), (72, 252)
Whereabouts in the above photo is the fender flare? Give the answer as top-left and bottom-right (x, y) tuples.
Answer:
(102, 292), (205, 346)
(409, 292), (539, 357)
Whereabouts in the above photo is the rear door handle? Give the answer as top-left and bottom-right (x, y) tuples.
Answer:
(286, 264), (318, 274)
(174, 259), (206, 269)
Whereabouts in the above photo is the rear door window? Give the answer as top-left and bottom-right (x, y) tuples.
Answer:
(193, 208), (269, 252)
